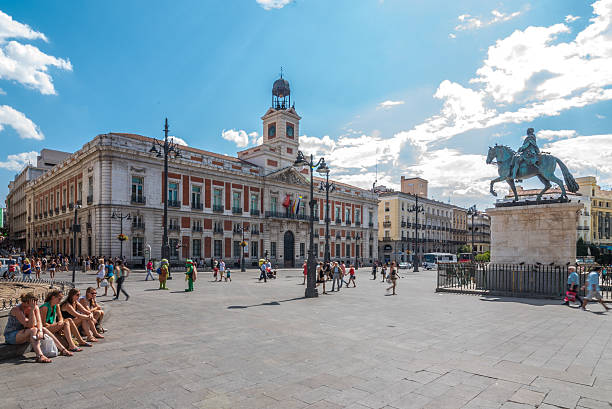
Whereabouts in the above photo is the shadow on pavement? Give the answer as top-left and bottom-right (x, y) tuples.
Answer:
(228, 296), (304, 309)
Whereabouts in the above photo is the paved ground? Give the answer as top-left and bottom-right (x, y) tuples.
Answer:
(2, 267), (612, 409)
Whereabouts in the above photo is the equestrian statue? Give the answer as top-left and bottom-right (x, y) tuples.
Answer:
(486, 128), (579, 202)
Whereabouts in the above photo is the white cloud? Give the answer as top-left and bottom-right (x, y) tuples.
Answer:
(0, 105), (44, 140)
(544, 134), (612, 186)
(376, 100), (405, 110)
(221, 129), (249, 148)
(0, 40), (72, 95)
(0, 10), (47, 42)
(395, 0), (612, 150)
(0, 10), (71, 143)
(248, 131), (261, 146)
(256, 0), (293, 10)
(565, 14), (580, 23)
(596, 114), (606, 119)
(535, 129), (577, 140)
(455, 8), (522, 31)
(0, 150), (38, 171)
(168, 136), (188, 146)
(448, 33), (457, 39)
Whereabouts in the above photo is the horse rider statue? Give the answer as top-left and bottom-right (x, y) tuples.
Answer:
(511, 128), (540, 181)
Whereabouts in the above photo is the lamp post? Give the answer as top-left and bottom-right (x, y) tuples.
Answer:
(294, 151), (327, 298)
(71, 205), (81, 284)
(407, 193), (424, 272)
(111, 210), (131, 259)
(467, 205), (477, 261)
(318, 170), (335, 265)
(240, 225), (246, 272)
(149, 118), (182, 260)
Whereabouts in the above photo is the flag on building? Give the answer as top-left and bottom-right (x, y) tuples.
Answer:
(294, 195), (302, 215)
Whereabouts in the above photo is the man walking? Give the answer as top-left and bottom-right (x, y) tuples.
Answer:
(581, 267), (609, 311)
(114, 261), (130, 301)
(145, 259), (155, 281)
(372, 262), (377, 280)
(331, 261), (341, 292)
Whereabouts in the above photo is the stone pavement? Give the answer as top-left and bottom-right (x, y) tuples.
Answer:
(2, 267), (612, 409)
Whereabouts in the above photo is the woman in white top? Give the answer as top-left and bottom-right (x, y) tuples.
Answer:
(96, 260), (106, 288)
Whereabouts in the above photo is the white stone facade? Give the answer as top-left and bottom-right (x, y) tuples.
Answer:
(24, 103), (378, 267)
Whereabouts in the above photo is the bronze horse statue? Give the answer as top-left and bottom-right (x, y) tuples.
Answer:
(486, 145), (579, 201)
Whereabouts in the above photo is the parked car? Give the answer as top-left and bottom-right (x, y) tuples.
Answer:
(398, 262), (410, 269)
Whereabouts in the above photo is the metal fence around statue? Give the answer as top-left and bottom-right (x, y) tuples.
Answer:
(436, 263), (612, 301)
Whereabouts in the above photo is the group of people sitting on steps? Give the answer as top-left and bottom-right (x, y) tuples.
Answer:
(3, 287), (106, 363)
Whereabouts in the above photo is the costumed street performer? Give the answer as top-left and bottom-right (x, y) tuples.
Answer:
(511, 128), (541, 181)
(185, 259), (197, 292)
(159, 258), (169, 290)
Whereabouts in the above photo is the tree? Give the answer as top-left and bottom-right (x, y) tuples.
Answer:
(475, 251), (490, 262)
(576, 238), (588, 257)
(457, 244), (471, 254)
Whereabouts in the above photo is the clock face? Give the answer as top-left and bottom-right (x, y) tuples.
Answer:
(268, 124), (276, 138)
(286, 124), (294, 138)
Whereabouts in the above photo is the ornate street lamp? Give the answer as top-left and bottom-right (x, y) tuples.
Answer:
(294, 151), (327, 298)
(111, 210), (131, 259)
(467, 205), (478, 261)
(318, 164), (335, 265)
(407, 193), (424, 272)
(150, 118), (182, 259)
(71, 204), (81, 284)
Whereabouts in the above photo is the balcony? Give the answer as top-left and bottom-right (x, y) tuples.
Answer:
(335, 219), (342, 225)
(132, 222), (145, 231)
(191, 202), (203, 210)
(86, 222), (92, 230)
(382, 237), (392, 242)
(168, 225), (180, 232)
(265, 210), (310, 221)
(369, 236), (373, 241)
(250, 209), (260, 216)
(346, 220), (352, 226)
(69, 203), (74, 210)
(61, 205), (66, 213)
(233, 228), (242, 235)
(213, 227), (224, 234)
(232, 207), (243, 214)
(76, 200), (82, 206)
(87, 195), (93, 205)
(34, 215), (38, 220)
(131, 195), (146, 205)
(168, 200), (181, 208)
(192, 226), (203, 233)
(355, 221), (361, 226)
(335, 233), (341, 239)
(383, 221), (391, 228)
(369, 222), (374, 228)
(401, 222), (406, 227)
(213, 204), (224, 213)
(251, 229), (260, 235)
(54, 207), (59, 215)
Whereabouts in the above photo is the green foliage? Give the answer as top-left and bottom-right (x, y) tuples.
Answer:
(475, 251), (490, 262)
(576, 238), (588, 257)
(457, 245), (471, 254)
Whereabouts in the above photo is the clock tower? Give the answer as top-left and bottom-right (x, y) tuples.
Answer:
(238, 73), (301, 171)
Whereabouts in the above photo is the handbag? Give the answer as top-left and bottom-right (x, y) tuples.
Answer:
(100, 279), (109, 287)
(40, 334), (58, 357)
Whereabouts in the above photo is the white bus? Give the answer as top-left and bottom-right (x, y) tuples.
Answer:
(422, 253), (457, 270)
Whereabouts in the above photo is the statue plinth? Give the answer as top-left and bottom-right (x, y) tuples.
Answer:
(486, 201), (583, 265)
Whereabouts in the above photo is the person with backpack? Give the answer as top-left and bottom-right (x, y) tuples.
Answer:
(114, 261), (130, 301)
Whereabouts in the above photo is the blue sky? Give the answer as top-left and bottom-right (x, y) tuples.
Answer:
(1, 0), (611, 209)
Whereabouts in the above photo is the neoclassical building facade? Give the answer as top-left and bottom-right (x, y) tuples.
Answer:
(23, 77), (379, 266)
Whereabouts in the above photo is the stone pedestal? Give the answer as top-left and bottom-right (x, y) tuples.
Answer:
(486, 201), (583, 265)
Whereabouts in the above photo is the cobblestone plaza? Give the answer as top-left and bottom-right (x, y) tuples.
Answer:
(3, 268), (612, 409)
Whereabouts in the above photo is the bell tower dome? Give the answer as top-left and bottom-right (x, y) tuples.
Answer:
(237, 72), (302, 171)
